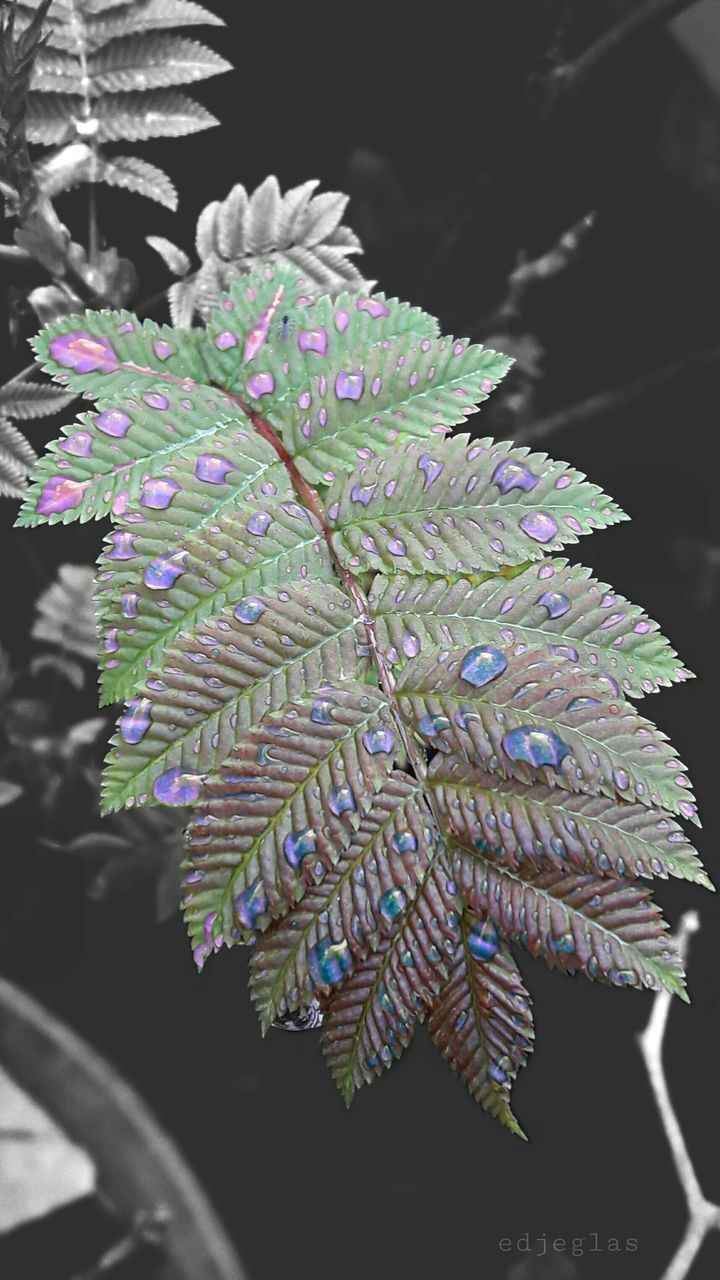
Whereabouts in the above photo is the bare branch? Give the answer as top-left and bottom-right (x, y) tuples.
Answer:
(512, 342), (720, 446)
(638, 912), (720, 1280)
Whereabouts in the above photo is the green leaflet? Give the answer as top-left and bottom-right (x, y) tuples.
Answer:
(428, 933), (534, 1137)
(101, 581), (368, 812)
(183, 687), (402, 960)
(328, 434), (626, 575)
(369, 563), (690, 699)
(453, 852), (687, 999)
(203, 272), (439, 412)
(269, 338), (511, 487)
(16, 382), (245, 527)
(397, 647), (698, 823)
(248, 772), (433, 1030)
(429, 757), (711, 888)
(30, 308), (211, 398)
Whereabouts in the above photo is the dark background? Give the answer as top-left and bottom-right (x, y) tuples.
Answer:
(2, 2), (720, 1278)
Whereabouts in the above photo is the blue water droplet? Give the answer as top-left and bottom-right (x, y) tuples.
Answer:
(283, 827), (317, 868)
(538, 590), (571, 618)
(152, 767), (202, 805)
(308, 936), (352, 985)
(329, 784), (356, 817)
(418, 714), (451, 738)
(234, 596), (265, 624)
(609, 968), (637, 986)
(311, 698), (336, 724)
(454, 1010), (469, 1032)
(392, 830), (417, 854)
(235, 877), (269, 929)
(363, 725), (395, 755)
(119, 696), (151, 744)
(460, 645), (508, 688)
(246, 510), (271, 536)
(467, 918), (500, 960)
(502, 726), (570, 770)
(566, 696), (602, 712)
(548, 931), (575, 954)
(489, 1062), (508, 1084)
(378, 887), (407, 922)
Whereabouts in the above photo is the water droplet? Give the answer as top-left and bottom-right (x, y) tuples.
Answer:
(538, 591), (571, 618)
(60, 430), (93, 456)
(246, 510), (271, 536)
(492, 458), (539, 494)
(50, 330), (118, 373)
(502, 726), (570, 769)
(283, 827), (317, 868)
(328, 784), (356, 818)
(215, 330), (238, 350)
(246, 372), (275, 398)
(121, 591), (139, 618)
(195, 454), (235, 484)
(519, 511), (559, 543)
(107, 530), (137, 560)
(548, 931), (575, 954)
(566, 696), (601, 712)
(152, 767), (202, 804)
(378, 887), (407, 922)
(36, 476), (88, 515)
(143, 392), (169, 411)
(356, 297), (390, 319)
(335, 370), (364, 400)
(467, 918), (500, 960)
(235, 877), (269, 928)
(387, 537), (406, 557)
(402, 629), (420, 658)
(392, 830), (417, 854)
(351, 483), (375, 505)
(613, 768), (630, 791)
(310, 697), (336, 724)
(418, 454), (444, 488)
(363, 725), (395, 754)
(308, 936), (351, 985)
(460, 644), (508, 688)
(119, 697), (152, 744)
(143, 550), (187, 589)
(141, 477), (180, 508)
(298, 328), (328, 354)
(234, 597), (265, 624)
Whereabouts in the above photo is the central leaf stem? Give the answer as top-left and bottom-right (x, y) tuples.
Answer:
(230, 393), (431, 786)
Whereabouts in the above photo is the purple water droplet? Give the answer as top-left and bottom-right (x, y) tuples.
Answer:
(363, 725), (395, 754)
(143, 392), (169, 411)
(311, 698), (336, 724)
(566, 696), (601, 711)
(634, 620), (652, 634)
(141, 477), (180, 508)
(36, 476), (88, 515)
(246, 510), (271, 537)
(334, 309), (350, 331)
(351, 483), (375, 505)
(502, 726), (570, 770)
(356, 297), (390, 319)
(60, 431), (93, 456)
(194, 454), (234, 484)
(143, 550), (188, 589)
(234, 597), (265, 623)
(298, 328), (328, 355)
(538, 591), (571, 618)
(235, 877), (269, 928)
(121, 591), (139, 618)
(387, 537), (407, 557)
(119, 697), (152, 744)
(519, 511), (559, 543)
(95, 408), (132, 437)
(107, 530), (137, 560)
(246, 372), (275, 398)
(460, 645), (508, 687)
(329, 784), (356, 817)
(50, 331), (118, 373)
(402, 630), (420, 658)
(613, 768), (630, 791)
(153, 339), (174, 361)
(215, 330), (238, 350)
(283, 827), (317, 868)
(104, 628), (119, 653)
(418, 454), (444, 489)
(492, 458), (539, 494)
(335, 370), (364, 401)
(152, 767), (202, 804)
(392, 830), (417, 854)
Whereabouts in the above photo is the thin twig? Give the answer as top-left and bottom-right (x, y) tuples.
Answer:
(558, 0), (701, 97)
(638, 912), (720, 1280)
(512, 342), (720, 446)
